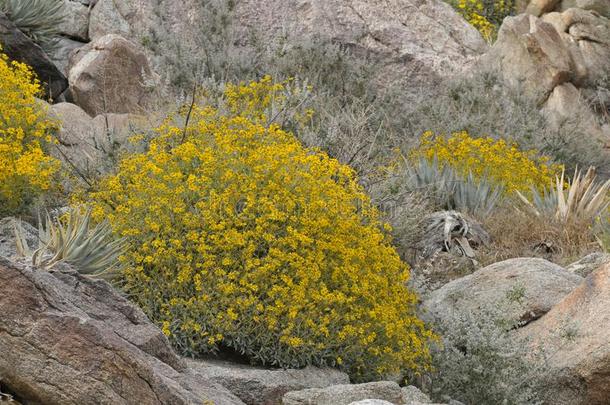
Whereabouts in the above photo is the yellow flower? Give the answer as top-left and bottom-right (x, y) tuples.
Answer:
(85, 77), (434, 382)
(0, 47), (60, 216)
(410, 130), (562, 194)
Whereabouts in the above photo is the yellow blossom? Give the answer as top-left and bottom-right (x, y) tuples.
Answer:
(85, 77), (435, 382)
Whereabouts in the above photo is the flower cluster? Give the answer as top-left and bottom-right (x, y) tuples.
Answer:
(0, 48), (59, 216)
(448, 0), (515, 41)
(87, 78), (434, 381)
(410, 131), (562, 193)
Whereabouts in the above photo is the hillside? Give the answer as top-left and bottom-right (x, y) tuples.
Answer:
(0, 1), (609, 404)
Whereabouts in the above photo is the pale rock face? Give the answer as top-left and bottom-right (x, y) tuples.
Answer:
(88, 0), (487, 88)
(187, 359), (349, 405)
(67, 34), (154, 116)
(47, 37), (85, 75)
(58, 0), (90, 41)
(525, 0), (562, 16)
(484, 14), (573, 104)
(47, 101), (151, 178)
(282, 381), (404, 405)
(518, 263), (610, 405)
(484, 10), (610, 148)
(559, 0), (610, 16)
(566, 252), (610, 277)
(234, 0), (488, 84)
(422, 258), (583, 325)
(521, 0), (610, 17)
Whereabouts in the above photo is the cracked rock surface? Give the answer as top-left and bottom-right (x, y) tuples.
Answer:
(0, 258), (244, 405)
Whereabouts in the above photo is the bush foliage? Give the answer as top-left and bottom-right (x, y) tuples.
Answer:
(410, 131), (563, 194)
(87, 77), (434, 381)
(425, 301), (541, 404)
(0, 49), (59, 217)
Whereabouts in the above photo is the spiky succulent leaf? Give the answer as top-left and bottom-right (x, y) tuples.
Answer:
(0, 0), (65, 51)
(406, 158), (502, 216)
(13, 208), (127, 278)
(516, 166), (610, 223)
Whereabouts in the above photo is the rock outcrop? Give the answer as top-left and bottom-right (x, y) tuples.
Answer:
(520, 0), (610, 17)
(518, 263), (610, 405)
(0, 249), (357, 405)
(188, 359), (349, 405)
(282, 381), (404, 405)
(47, 101), (153, 179)
(282, 382), (440, 405)
(87, 0), (487, 88)
(483, 9), (610, 151)
(423, 258), (583, 324)
(58, 0), (90, 42)
(233, 0), (488, 86)
(68, 34), (154, 116)
(0, 13), (68, 99)
(566, 252), (610, 277)
(0, 258), (245, 405)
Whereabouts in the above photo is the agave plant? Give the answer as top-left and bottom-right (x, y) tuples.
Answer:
(13, 207), (127, 278)
(0, 0), (65, 50)
(453, 171), (503, 217)
(405, 157), (502, 216)
(516, 167), (610, 223)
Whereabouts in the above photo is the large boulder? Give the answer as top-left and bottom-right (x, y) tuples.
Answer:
(67, 34), (154, 116)
(0, 13), (68, 99)
(88, 0), (487, 88)
(47, 37), (86, 76)
(558, 0), (610, 16)
(0, 258), (245, 405)
(400, 386), (433, 404)
(518, 263), (610, 405)
(233, 0), (488, 85)
(57, 0), (90, 41)
(483, 14), (573, 104)
(423, 258), (583, 324)
(47, 102), (152, 179)
(188, 359), (349, 405)
(282, 381), (403, 405)
(541, 8), (610, 88)
(520, 0), (610, 17)
(482, 10), (610, 151)
(566, 252), (610, 278)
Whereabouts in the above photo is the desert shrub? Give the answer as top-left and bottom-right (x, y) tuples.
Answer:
(424, 300), (541, 404)
(445, 0), (516, 41)
(0, 0), (65, 50)
(410, 131), (562, 195)
(401, 72), (608, 173)
(86, 77), (434, 382)
(0, 48), (59, 217)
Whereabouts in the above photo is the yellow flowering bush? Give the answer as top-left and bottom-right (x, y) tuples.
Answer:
(0, 47), (59, 217)
(411, 131), (562, 194)
(87, 77), (434, 381)
(448, 0), (515, 41)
